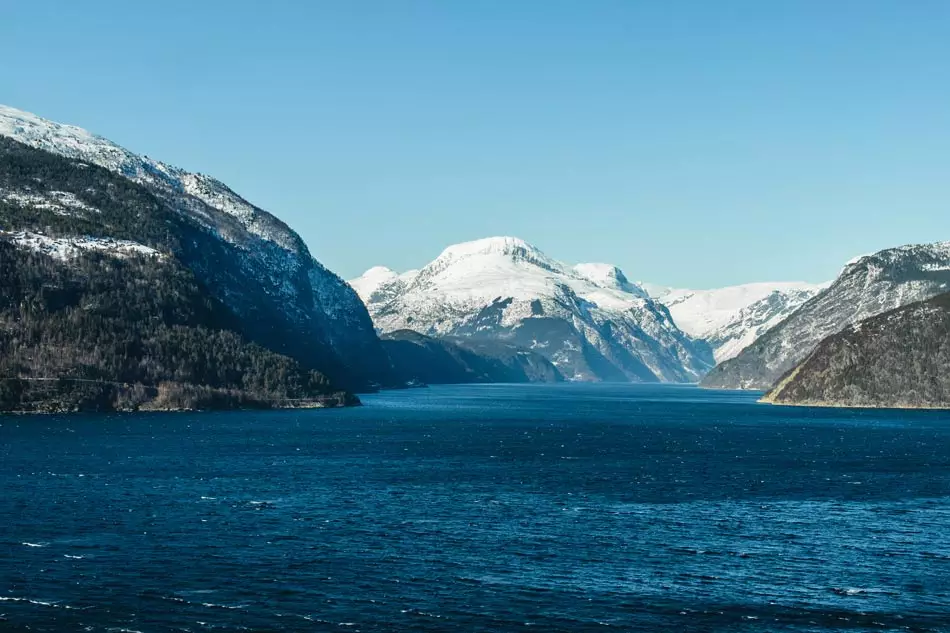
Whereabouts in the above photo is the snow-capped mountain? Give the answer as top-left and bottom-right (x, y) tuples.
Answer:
(351, 237), (714, 383)
(0, 105), (392, 388)
(653, 283), (825, 362)
(700, 286), (825, 362)
(702, 241), (950, 390)
(350, 266), (420, 306)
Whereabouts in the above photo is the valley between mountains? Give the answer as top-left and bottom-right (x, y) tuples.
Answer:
(1, 104), (948, 412)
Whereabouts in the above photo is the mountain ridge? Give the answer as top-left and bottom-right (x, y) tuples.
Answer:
(654, 282), (827, 362)
(0, 104), (393, 390)
(351, 237), (714, 383)
(355, 257), (828, 372)
(702, 240), (950, 390)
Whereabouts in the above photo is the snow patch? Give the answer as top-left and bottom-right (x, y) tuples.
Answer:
(1, 189), (99, 217)
(4, 231), (164, 261)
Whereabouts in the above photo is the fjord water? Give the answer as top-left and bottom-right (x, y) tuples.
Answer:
(1, 385), (948, 632)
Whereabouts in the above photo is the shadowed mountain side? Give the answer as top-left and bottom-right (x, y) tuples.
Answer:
(381, 330), (563, 385)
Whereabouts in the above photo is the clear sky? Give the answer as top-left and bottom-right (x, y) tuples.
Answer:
(2, 1), (948, 288)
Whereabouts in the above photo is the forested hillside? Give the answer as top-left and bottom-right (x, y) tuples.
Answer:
(763, 292), (950, 409)
(0, 136), (354, 411)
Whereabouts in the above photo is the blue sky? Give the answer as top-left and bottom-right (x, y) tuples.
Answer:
(2, 1), (948, 288)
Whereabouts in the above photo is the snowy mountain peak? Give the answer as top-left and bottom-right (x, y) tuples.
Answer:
(0, 105), (107, 154)
(349, 266), (399, 301)
(841, 240), (950, 274)
(430, 236), (560, 271)
(354, 238), (714, 383)
(573, 263), (648, 298)
(365, 265), (398, 276)
(0, 104), (301, 252)
(412, 236), (565, 290)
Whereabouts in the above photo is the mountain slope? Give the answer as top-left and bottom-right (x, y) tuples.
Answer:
(702, 241), (950, 390)
(763, 292), (950, 409)
(0, 105), (392, 389)
(353, 237), (714, 383)
(381, 330), (563, 385)
(650, 283), (825, 363)
(0, 139), (355, 411)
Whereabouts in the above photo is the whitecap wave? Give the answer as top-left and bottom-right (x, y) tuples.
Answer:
(201, 602), (246, 610)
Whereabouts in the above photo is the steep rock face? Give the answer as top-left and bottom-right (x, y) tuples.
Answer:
(702, 242), (950, 390)
(353, 237), (713, 383)
(763, 292), (950, 409)
(652, 283), (825, 363)
(0, 105), (391, 388)
(381, 330), (563, 385)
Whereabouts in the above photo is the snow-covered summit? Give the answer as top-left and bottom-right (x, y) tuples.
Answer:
(385, 236), (659, 313)
(436, 236), (543, 261)
(349, 266), (421, 304)
(349, 266), (398, 300)
(841, 240), (950, 274)
(417, 236), (563, 283)
(352, 237), (714, 383)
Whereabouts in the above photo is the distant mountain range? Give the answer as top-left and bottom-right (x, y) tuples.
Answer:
(3, 103), (947, 411)
(350, 237), (828, 383)
(352, 236), (714, 383)
(355, 235), (950, 409)
(647, 283), (825, 362)
(702, 241), (950, 391)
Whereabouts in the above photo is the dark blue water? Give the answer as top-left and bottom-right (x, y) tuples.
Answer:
(1, 384), (949, 632)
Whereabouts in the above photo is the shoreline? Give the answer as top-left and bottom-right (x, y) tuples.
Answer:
(0, 396), (360, 416)
(759, 397), (950, 412)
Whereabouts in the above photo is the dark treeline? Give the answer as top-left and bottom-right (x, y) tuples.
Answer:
(765, 292), (950, 408)
(0, 242), (353, 411)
